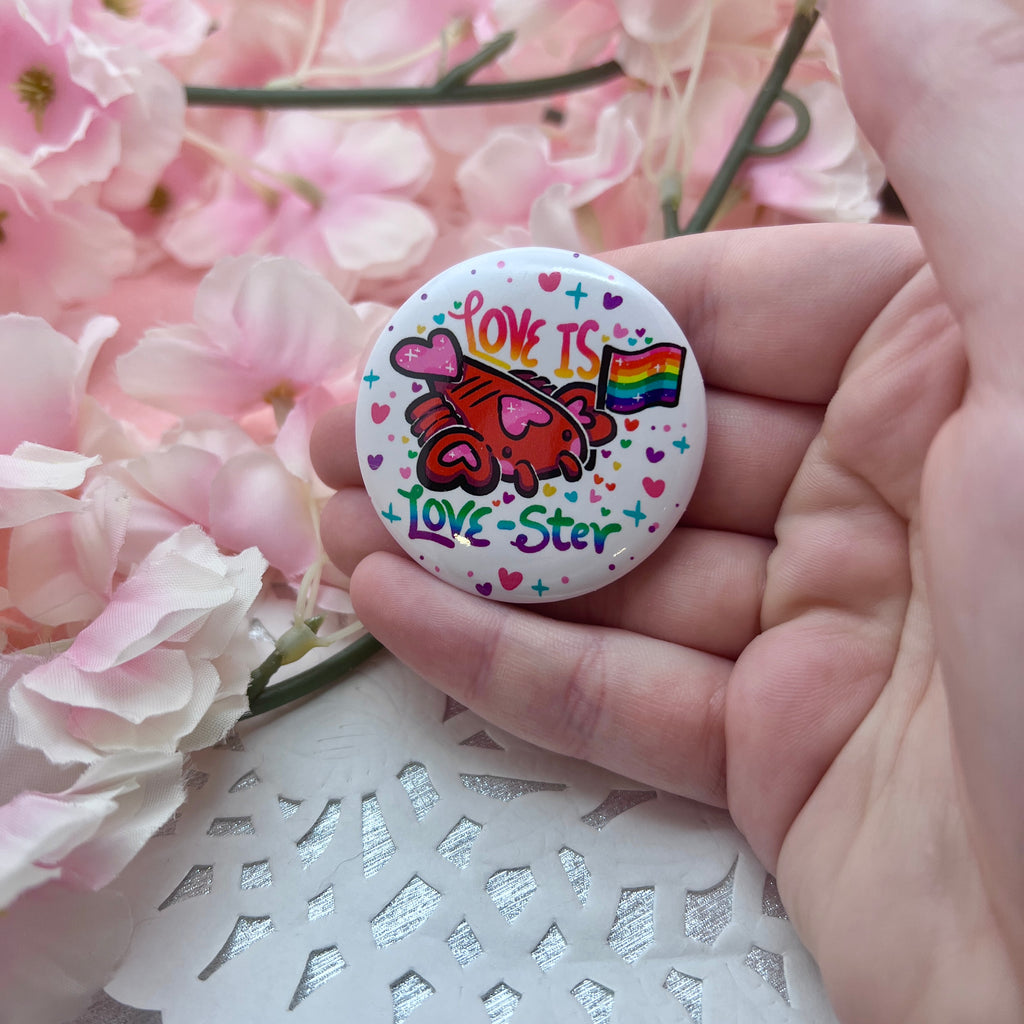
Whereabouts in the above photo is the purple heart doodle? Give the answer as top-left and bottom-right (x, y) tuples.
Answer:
(645, 447), (665, 463)
(636, 328), (646, 337)
(603, 292), (623, 310)
(367, 454), (383, 471)
(475, 582), (493, 597)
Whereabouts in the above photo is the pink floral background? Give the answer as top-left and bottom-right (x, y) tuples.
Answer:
(0, 2), (883, 1021)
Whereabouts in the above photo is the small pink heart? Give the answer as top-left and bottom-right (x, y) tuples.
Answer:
(498, 568), (523, 590)
(371, 402), (390, 424)
(399, 466), (412, 479)
(642, 477), (665, 498)
(500, 396), (551, 438)
(538, 271), (562, 292)
(590, 489), (601, 503)
(613, 323), (629, 339)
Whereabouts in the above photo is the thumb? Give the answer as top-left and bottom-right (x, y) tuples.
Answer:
(827, 0), (1024, 391)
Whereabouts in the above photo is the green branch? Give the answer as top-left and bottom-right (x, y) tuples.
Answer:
(185, 30), (623, 109)
(243, 633), (384, 719)
(667, 5), (820, 236)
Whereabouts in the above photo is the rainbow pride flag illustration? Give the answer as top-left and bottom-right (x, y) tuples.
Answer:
(598, 343), (686, 414)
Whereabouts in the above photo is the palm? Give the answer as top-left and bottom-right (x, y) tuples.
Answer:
(315, 222), (1021, 1018)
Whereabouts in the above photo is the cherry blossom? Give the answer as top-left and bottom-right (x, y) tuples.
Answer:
(1, 0), (185, 208)
(163, 114), (437, 290)
(0, 156), (135, 319)
(69, 0), (212, 59)
(117, 254), (370, 418)
(10, 524), (266, 764)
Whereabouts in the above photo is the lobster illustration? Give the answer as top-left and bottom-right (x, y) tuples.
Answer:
(390, 327), (617, 498)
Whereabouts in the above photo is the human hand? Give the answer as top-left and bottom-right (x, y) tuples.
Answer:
(311, 2), (1024, 1019)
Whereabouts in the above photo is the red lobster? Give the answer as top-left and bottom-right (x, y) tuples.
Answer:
(390, 327), (617, 498)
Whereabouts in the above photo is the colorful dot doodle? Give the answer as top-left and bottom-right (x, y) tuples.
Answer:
(355, 247), (706, 603)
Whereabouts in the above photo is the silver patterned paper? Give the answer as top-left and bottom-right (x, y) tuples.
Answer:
(157, 864), (213, 910)
(486, 867), (537, 924)
(277, 795), (302, 819)
(442, 695), (468, 721)
(761, 873), (788, 919)
(228, 769), (260, 792)
(390, 971), (435, 1022)
(239, 860), (272, 890)
(397, 762), (440, 821)
(361, 794), (397, 878)
(571, 979), (614, 1024)
(459, 730), (505, 750)
(607, 887), (655, 964)
(371, 875), (443, 948)
(206, 816), (255, 837)
(460, 774), (567, 801)
(295, 798), (342, 867)
(684, 859), (736, 945)
(664, 969), (703, 1024)
(482, 982), (521, 1023)
(197, 915), (275, 980)
(446, 919), (484, 966)
(287, 946), (346, 1010)
(558, 847), (591, 906)
(580, 789), (656, 830)
(531, 923), (568, 972)
(306, 884), (335, 922)
(745, 944), (790, 1004)
(436, 816), (483, 869)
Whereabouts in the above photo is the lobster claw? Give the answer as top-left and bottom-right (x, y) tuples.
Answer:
(419, 427), (500, 496)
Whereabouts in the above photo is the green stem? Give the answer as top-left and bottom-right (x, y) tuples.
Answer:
(185, 60), (623, 109)
(668, 5), (820, 236)
(243, 634), (384, 719)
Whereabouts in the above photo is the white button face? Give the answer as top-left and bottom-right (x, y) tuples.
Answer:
(356, 247), (706, 603)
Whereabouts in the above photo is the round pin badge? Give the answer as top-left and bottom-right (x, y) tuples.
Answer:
(355, 246), (706, 603)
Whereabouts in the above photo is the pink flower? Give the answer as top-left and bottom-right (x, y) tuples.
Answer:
(163, 115), (436, 288)
(0, 156), (135, 319)
(0, 444), (99, 530)
(0, 312), (117, 454)
(456, 100), (642, 246)
(1, 0), (185, 208)
(117, 254), (372, 418)
(746, 79), (885, 222)
(70, 0), (212, 59)
(10, 524), (267, 764)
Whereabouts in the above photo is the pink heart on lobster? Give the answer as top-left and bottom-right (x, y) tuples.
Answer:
(499, 396), (551, 438)
(391, 328), (461, 380)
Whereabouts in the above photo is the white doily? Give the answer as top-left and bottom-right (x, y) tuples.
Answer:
(96, 653), (838, 1023)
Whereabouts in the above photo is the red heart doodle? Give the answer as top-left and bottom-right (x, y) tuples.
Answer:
(498, 568), (523, 590)
(538, 271), (562, 291)
(625, 418), (640, 431)
(643, 477), (665, 498)
(371, 402), (390, 424)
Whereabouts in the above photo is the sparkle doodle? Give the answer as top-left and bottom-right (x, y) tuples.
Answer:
(356, 247), (707, 603)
